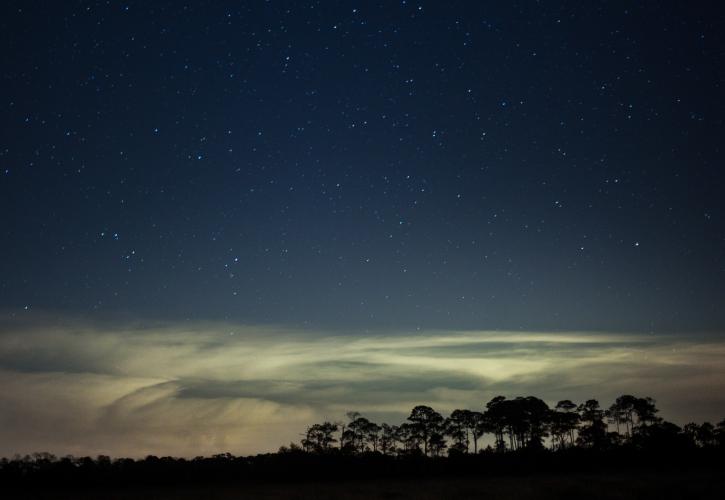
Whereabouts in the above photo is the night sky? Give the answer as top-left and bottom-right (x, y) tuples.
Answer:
(1, 1), (725, 457)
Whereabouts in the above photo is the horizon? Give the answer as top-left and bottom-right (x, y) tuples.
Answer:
(1, 317), (724, 458)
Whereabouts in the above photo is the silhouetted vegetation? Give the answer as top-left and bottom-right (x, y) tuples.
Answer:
(2, 394), (724, 498)
(294, 394), (725, 457)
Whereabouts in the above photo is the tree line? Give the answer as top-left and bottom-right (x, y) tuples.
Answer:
(291, 394), (725, 456)
(2, 394), (724, 488)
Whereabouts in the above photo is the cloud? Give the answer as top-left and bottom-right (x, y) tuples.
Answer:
(0, 319), (724, 457)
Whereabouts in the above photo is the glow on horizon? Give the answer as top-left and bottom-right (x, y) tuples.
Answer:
(1, 319), (724, 457)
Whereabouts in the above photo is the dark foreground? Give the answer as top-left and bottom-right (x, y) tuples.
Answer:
(6, 472), (725, 500)
(4, 448), (724, 499)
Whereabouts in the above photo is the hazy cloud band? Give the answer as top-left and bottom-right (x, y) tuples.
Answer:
(1, 320), (724, 457)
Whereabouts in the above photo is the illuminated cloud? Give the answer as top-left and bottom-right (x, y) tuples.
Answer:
(1, 319), (724, 457)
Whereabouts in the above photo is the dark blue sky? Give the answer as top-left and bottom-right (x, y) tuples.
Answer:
(2, 1), (724, 333)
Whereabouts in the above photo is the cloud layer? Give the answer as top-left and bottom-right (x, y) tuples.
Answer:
(1, 319), (724, 457)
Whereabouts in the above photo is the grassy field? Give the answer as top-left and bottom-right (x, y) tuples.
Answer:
(7, 472), (725, 500)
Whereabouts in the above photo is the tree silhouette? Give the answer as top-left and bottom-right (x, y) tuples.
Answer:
(482, 396), (550, 450)
(446, 409), (487, 454)
(607, 395), (637, 438)
(632, 397), (660, 429)
(302, 421), (338, 452)
(428, 430), (448, 457)
(608, 395), (661, 441)
(344, 415), (375, 453)
(407, 406), (444, 456)
(379, 423), (398, 455)
(444, 419), (466, 454)
(340, 411), (360, 452)
(291, 393), (722, 462)
(683, 422), (701, 447)
(396, 422), (422, 454)
(364, 421), (382, 452)
(469, 411), (487, 454)
(632, 420), (686, 451)
(518, 396), (551, 449)
(716, 419), (725, 447)
(696, 422), (716, 448)
(577, 399), (608, 448)
(551, 400), (579, 449)
(484, 395), (509, 452)
(446, 410), (472, 453)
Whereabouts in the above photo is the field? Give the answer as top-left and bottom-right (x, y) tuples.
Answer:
(7, 472), (724, 500)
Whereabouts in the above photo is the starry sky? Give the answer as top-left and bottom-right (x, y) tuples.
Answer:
(1, 1), (725, 457)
